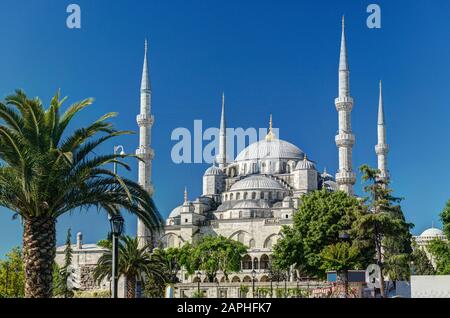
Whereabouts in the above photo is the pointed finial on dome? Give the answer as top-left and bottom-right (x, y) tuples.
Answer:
(323, 167), (327, 174)
(304, 154), (308, 161)
(342, 15), (345, 29)
(183, 187), (188, 204)
(432, 221), (435, 229)
(265, 114), (276, 141)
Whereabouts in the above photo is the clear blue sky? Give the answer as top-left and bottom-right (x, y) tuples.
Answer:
(0, 0), (449, 257)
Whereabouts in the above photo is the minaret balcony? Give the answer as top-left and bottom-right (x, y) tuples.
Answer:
(136, 114), (154, 126)
(335, 133), (355, 147)
(336, 171), (356, 184)
(136, 147), (154, 160)
(375, 144), (389, 155)
(334, 96), (354, 111)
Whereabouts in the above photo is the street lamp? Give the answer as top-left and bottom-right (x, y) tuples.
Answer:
(338, 230), (351, 298)
(196, 271), (201, 295)
(251, 269), (257, 298)
(113, 145), (126, 174)
(109, 214), (124, 298)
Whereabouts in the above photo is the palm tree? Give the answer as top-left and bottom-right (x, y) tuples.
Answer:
(0, 90), (163, 298)
(93, 236), (164, 298)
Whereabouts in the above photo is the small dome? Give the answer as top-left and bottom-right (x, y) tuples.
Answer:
(204, 165), (224, 176)
(295, 156), (316, 170)
(235, 139), (304, 162)
(321, 168), (334, 181)
(323, 180), (338, 191)
(168, 206), (183, 219)
(420, 227), (444, 237)
(230, 175), (284, 191)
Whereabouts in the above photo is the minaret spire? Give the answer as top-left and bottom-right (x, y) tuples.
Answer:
(335, 16), (356, 195)
(265, 114), (276, 141)
(184, 187), (188, 204)
(375, 80), (389, 183)
(137, 39), (155, 247)
(217, 92), (227, 168)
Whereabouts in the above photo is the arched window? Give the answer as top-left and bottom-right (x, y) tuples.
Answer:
(264, 236), (276, 249)
(243, 276), (252, 283)
(260, 192), (264, 199)
(249, 239), (255, 249)
(236, 192), (241, 200)
(260, 275), (269, 282)
(252, 192), (256, 200)
(220, 214), (224, 220)
(253, 257), (259, 270)
(230, 193), (234, 200)
(260, 254), (270, 270)
(232, 276), (241, 283)
(244, 192), (248, 200)
(242, 255), (252, 270)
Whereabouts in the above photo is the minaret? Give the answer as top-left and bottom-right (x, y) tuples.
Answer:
(216, 92), (227, 169)
(375, 80), (389, 182)
(136, 39), (155, 246)
(335, 16), (356, 195)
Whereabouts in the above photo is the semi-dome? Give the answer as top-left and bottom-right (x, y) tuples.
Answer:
(232, 200), (270, 209)
(204, 165), (224, 176)
(168, 206), (183, 219)
(235, 139), (304, 162)
(230, 175), (284, 191)
(420, 227), (444, 238)
(295, 156), (316, 170)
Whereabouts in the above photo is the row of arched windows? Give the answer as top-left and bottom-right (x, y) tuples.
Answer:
(238, 160), (298, 176)
(241, 254), (270, 270)
(223, 191), (287, 202)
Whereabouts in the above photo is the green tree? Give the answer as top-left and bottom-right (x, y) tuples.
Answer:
(440, 199), (450, 239)
(97, 233), (113, 250)
(0, 247), (25, 297)
(151, 247), (183, 284)
(0, 90), (162, 297)
(272, 189), (371, 279)
(410, 241), (435, 275)
(143, 274), (166, 298)
(427, 239), (450, 275)
(424, 200), (450, 275)
(94, 236), (164, 298)
(56, 229), (74, 298)
(320, 242), (361, 297)
(353, 165), (413, 297)
(182, 236), (247, 282)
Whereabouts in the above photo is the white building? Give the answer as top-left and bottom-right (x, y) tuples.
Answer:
(141, 17), (391, 285)
(413, 226), (447, 267)
(55, 232), (109, 291)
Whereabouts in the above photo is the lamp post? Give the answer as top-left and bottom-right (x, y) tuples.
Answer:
(251, 269), (256, 298)
(339, 230), (351, 298)
(113, 145), (126, 174)
(109, 214), (124, 298)
(110, 145), (125, 298)
(196, 271), (201, 295)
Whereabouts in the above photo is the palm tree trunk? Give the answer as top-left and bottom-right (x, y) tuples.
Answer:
(126, 276), (136, 298)
(22, 217), (56, 298)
